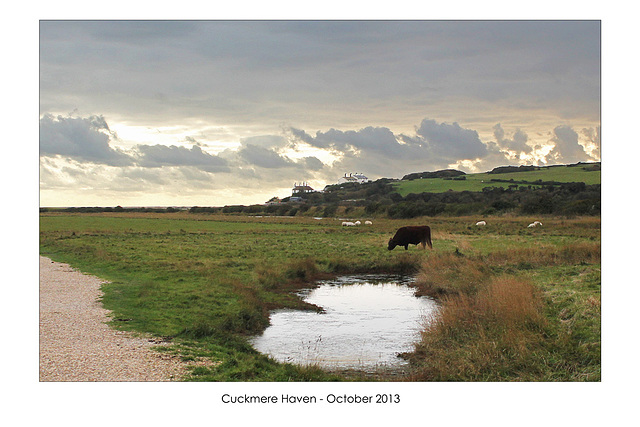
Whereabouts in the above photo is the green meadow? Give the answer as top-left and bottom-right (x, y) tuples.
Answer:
(395, 164), (601, 196)
(39, 212), (600, 381)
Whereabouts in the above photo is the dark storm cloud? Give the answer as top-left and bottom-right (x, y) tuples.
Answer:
(39, 114), (134, 166)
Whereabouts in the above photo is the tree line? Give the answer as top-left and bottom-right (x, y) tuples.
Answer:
(41, 166), (600, 219)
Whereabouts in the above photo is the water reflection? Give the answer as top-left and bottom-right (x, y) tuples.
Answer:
(249, 275), (437, 371)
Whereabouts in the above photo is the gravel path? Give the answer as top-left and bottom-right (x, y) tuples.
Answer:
(39, 256), (187, 381)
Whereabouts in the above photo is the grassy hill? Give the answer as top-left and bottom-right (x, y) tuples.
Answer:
(44, 163), (601, 219)
(395, 163), (601, 196)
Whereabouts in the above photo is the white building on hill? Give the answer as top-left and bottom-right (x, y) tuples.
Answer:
(338, 173), (369, 184)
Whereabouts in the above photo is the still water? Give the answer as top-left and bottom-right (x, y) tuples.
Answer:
(249, 275), (437, 372)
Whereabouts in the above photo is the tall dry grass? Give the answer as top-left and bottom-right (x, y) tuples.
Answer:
(414, 253), (490, 297)
(408, 240), (600, 381)
(410, 275), (547, 381)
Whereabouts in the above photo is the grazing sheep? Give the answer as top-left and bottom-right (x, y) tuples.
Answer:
(533, 221), (542, 226)
(364, 220), (373, 225)
(354, 221), (362, 225)
(476, 221), (486, 226)
(342, 221), (356, 226)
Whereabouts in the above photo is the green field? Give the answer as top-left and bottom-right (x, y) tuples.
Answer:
(395, 164), (601, 196)
(39, 212), (601, 381)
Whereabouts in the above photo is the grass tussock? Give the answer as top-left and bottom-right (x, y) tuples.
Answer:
(409, 275), (548, 381)
(414, 253), (490, 297)
(408, 241), (600, 381)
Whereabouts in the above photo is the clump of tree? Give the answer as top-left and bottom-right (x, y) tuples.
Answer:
(487, 165), (540, 174)
(384, 183), (600, 219)
(402, 169), (466, 180)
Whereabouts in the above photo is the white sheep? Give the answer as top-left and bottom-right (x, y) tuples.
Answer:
(342, 221), (356, 226)
(364, 220), (373, 225)
(476, 221), (487, 226)
(354, 221), (362, 226)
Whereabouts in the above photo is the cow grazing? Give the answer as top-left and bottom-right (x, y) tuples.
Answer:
(476, 221), (486, 226)
(388, 226), (433, 250)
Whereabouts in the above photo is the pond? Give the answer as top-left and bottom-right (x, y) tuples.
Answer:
(249, 275), (437, 372)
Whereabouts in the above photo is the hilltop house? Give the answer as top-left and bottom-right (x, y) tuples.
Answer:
(292, 182), (315, 195)
(337, 173), (369, 184)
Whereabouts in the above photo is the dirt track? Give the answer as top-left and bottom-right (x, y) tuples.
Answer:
(39, 256), (186, 381)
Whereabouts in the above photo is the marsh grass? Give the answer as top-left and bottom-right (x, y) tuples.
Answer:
(410, 276), (548, 380)
(40, 212), (600, 381)
(408, 240), (600, 381)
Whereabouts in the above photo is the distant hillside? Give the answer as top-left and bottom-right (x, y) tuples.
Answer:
(47, 162), (601, 219)
(395, 162), (601, 196)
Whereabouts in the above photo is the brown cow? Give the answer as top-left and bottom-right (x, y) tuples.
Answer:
(388, 226), (433, 250)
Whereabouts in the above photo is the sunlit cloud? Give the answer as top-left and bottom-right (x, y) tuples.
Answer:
(39, 20), (600, 207)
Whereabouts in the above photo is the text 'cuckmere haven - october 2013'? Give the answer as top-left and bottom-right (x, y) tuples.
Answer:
(220, 393), (401, 404)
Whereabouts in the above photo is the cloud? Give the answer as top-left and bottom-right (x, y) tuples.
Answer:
(39, 21), (600, 137)
(40, 114), (231, 173)
(467, 140), (518, 173)
(238, 144), (296, 169)
(240, 135), (290, 150)
(493, 124), (532, 154)
(135, 144), (230, 173)
(546, 125), (594, 164)
(39, 114), (134, 166)
(288, 119), (494, 180)
(313, 127), (404, 157)
(581, 126), (601, 160)
(302, 156), (324, 171)
(412, 119), (488, 161)
(294, 125), (427, 161)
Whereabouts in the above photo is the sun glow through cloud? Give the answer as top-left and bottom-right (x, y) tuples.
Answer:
(39, 20), (600, 207)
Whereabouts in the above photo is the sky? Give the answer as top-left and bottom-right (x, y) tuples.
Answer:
(39, 20), (601, 207)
